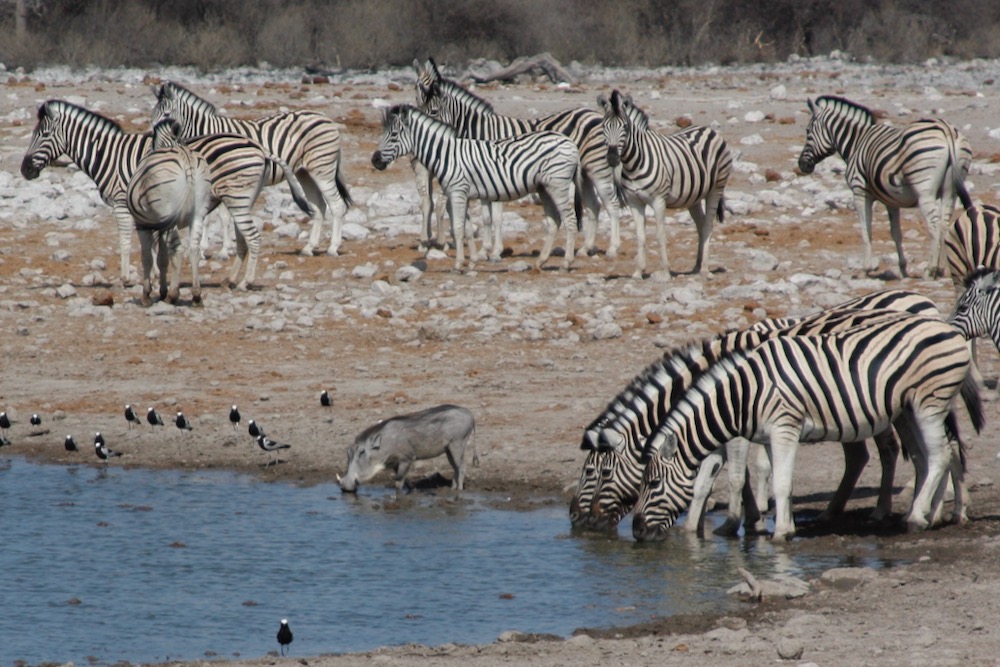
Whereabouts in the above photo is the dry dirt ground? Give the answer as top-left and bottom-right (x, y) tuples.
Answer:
(4, 60), (1000, 665)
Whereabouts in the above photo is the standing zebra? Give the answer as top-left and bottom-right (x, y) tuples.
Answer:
(371, 104), (582, 272)
(598, 90), (732, 280)
(797, 95), (972, 278)
(631, 314), (982, 541)
(575, 288), (941, 535)
(414, 59), (621, 260)
(151, 81), (353, 257)
(126, 119), (213, 306)
(21, 100), (155, 285)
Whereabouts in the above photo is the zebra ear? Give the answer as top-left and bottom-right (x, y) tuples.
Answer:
(413, 59), (423, 73)
(429, 58), (442, 81)
(596, 94), (608, 111)
(807, 98), (815, 113)
(981, 268), (1000, 291)
(658, 432), (678, 461)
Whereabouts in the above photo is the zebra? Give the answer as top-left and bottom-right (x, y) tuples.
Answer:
(574, 288), (941, 535)
(797, 95), (972, 278)
(21, 100), (156, 285)
(371, 104), (582, 272)
(631, 314), (982, 541)
(598, 90), (732, 280)
(150, 81), (353, 257)
(127, 120), (317, 304)
(414, 58), (621, 261)
(126, 119), (213, 306)
(950, 267), (1000, 360)
(945, 204), (1000, 287)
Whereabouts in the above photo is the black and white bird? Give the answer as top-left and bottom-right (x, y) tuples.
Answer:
(0, 434), (10, 449)
(229, 405), (241, 431)
(64, 435), (78, 452)
(320, 389), (332, 408)
(30, 413), (41, 427)
(248, 419), (264, 439)
(257, 434), (290, 467)
(94, 433), (121, 462)
(277, 619), (293, 656)
(175, 411), (193, 431)
(147, 407), (164, 430)
(0, 411), (11, 437)
(124, 404), (142, 430)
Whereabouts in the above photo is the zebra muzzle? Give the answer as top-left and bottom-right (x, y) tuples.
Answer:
(371, 151), (389, 171)
(605, 149), (620, 168)
(20, 155), (43, 180)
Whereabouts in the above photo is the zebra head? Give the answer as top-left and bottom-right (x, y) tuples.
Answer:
(798, 96), (874, 175)
(950, 267), (1000, 345)
(371, 105), (415, 170)
(151, 81), (211, 139)
(631, 432), (694, 541)
(21, 101), (69, 180)
(598, 89), (637, 168)
(150, 118), (183, 150)
(569, 448), (605, 530)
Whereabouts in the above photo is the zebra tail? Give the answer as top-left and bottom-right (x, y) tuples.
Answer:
(272, 156), (320, 218)
(944, 411), (968, 473)
(717, 194), (726, 225)
(335, 165), (355, 209)
(956, 179), (973, 213)
(960, 372), (986, 435)
(574, 166), (585, 232)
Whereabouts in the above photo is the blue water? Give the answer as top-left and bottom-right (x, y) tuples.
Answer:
(0, 457), (882, 665)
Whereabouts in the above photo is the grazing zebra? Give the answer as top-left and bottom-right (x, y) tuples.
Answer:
(151, 81), (353, 257)
(126, 119), (213, 305)
(575, 288), (940, 534)
(797, 95), (972, 278)
(631, 314), (982, 541)
(414, 59), (621, 260)
(598, 90), (732, 280)
(21, 100), (155, 285)
(371, 104), (582, 272)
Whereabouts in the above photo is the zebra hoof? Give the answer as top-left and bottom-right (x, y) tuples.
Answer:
(300, 247), (316, 257)
(192, 295), (204, 308)
(606, 247), (619, 259)
(325, 247), (340, 257)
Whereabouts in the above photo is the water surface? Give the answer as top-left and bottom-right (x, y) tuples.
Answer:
(0, 458), (884, 664)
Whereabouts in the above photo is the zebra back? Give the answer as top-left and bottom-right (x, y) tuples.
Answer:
(21, 100), (153, 205)
(633, 314), (974, 540)
(946, 204), (1000, 288)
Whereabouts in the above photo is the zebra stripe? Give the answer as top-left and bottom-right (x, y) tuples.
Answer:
(632, 314), (981, 541)
(798, 95), (972, 278)
(151, 81), (353, 257)
(372, 104), (581, 272)
(598, 90), (732, 279)
(21, 100), (155, 284)
(950, 267), (1000, 353)
(415, 59), (620, 260)
(574, 288), (938, 532)
(945, 204), (1000, 287)
(127, 119), (213, 305)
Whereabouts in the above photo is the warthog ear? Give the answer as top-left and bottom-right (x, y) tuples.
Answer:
(370, 434), (381, 451)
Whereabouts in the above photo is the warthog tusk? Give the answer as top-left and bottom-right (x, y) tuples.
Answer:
(335, 472), (342, 482)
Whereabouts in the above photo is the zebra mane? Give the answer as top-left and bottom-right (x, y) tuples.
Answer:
(814, 95), (875, 124)
(434, 74), (495, 115)
(608, 89), (650, 130)
(40, 100), (127, 135)
(159, 81), (219, 116)
(965, 265), (1000, 289)
(384, 104), (459, 138)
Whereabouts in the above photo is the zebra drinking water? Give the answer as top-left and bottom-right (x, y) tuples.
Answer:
(598, 90), (732, 280)
(797, 95), (972, 278)
(414, 58), (621, 261)
(575, 289), (942, 535)
(631, 314), (982, 541)
(372, 104), (582, 272)
(151, 81), (353, 257)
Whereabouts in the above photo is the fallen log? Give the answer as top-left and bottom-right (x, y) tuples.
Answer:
(465, 52), (578, 85)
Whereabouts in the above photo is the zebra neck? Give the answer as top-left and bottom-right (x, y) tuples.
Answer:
(74, 130), (150, 193)
(408, 122), (456, 176)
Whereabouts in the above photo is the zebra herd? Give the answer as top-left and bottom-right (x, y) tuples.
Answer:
(16, 64), (1000, 541)
(18, 61), (987, 300)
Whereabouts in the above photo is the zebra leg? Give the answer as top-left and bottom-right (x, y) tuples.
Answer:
(212, 206), (237, 259)
(917, 195), (947, 278)
(113, 204), (137, 286)
(186, 212), (207, 306)
(718, 437), (752, 537)
(447, 194), (470, 272)
(887, 206), (908, 278)
(870, 429), (900, 522)
(137, 228), (156, 307)
(297, 171), (330, 257)
(155, 229), (172, 303)
(685, 451), (724, 537)
(687, 202), (709, 274)
(234, 216), (262, 289)
(536, 186), (575, 271)
(629, 200), (648, 279)
(577, 178), (601, 258)
(411, 159), (435, 251)
(753, 443), (771, 517)
(905, 411), (950, 532)
(652, 198), (671, 278)
(165, 226), (185, 304)
(852, 192), (878, 273)
(768, 427), (801, 540)
(818, 440), (870, 521)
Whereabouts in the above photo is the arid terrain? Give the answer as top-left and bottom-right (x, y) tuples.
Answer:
(3, 56), (1000, 665)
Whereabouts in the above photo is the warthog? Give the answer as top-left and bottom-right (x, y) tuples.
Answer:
(339, 404), (478, 493)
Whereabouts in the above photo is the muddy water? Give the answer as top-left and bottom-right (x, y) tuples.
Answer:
(0, 458), (888, 664)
